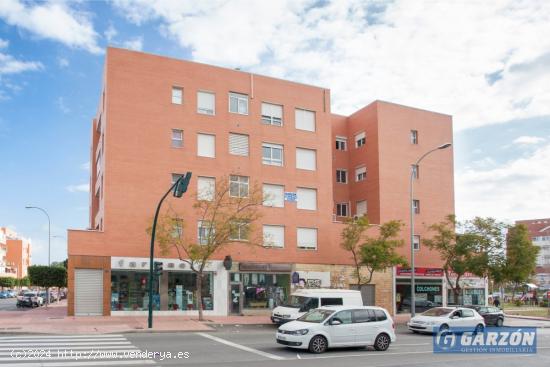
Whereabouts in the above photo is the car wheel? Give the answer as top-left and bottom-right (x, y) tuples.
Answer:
(496, 318), (503, 327)
(374, 333), (391, 351)
(308, 335), (328, 354)
(475, 324), (484, 333)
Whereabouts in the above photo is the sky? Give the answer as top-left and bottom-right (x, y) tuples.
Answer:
(1, 0), (549, 265)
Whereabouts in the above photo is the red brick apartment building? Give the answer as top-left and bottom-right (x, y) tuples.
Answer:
(516, 218), (550, 289)
(1, 227), (32, 279)
(68, 48), (459, 316)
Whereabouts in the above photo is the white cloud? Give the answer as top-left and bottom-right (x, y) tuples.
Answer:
(112, 0), (550, 131)
(57, 57), (69, 68)
(513, 135), (545, 145)
(122, 36), (143, 51)
(66, 183), (90, 193)
(456, 142), (550, 221)
(0, 52), (43, 74)
(80, 162), (90, 171)
(56, 96), (70, 114)
(0, 38), (8, 49)
(105, 24), (118, 42)
(0, 0), (101, 54)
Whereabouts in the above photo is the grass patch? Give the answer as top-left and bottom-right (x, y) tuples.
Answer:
(505, 309), (550, 318)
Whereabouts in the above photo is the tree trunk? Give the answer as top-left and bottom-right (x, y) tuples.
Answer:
(196, 273), (203, 321)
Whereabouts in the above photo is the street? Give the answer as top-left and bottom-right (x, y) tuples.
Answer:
(0, 299), (23, 312)
(0, 322), (549, 366)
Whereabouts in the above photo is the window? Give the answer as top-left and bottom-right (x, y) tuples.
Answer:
(296, 148), (316, 171)
(374, 309), (387, 321)
(413, 235), (420, 251)
(263, 225), (284, 248)
(229, 175), (249, 198)
(172, 87), (183, 104)
(336, 169), (347, 183)
(462, 309), (474, 318)
(261, 102), (283, 126)
(411, 164), (419, 179)
(332, 310), (352, 324)
(171, 219), (183, 239)
(356, 166), (367, 181)
(262, 143), (283, 166)
(229, 133), (249, 156)
(263, 184), (284, 207)
(197, 176), (215, 201)
(197, 91), (215, 115)
(295, 108), (315, 132)
(356, 200), (367, 217)
(229, 92), (248, 114)
(171, 129), (183, 148)
(321, 298), (343, 306)
(413, 199), (420, 214)
(411, 130), (418, 144)
(336, 203), (349, 217)
(197, 133), (215, 158)
(171, 173), (184, 184)
(353, 309), (376, 323)
(229, 221), (249, 241)
(297, 187), (317, 210)
(355, 132), (366, 148)
(198, 221), (213, 245)
(335, 137), (347, 151)
(297, 227), (317, 250)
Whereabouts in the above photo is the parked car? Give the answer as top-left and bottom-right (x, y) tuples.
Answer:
(272, 289), (363, 324)
(16, 292), (44, 308)
(465, 305), (504, 327)
(0, 291), (9, 299)
(39, 291), (56, 303)
(7, 290), (17, 298)
(276, 306), (395, 353)
(408, 307), (485, 334)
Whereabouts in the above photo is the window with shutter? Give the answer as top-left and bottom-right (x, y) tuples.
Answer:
(197, 91), (215, 115)
(355, 132), (366, 148)
(229, 133), (249, 156)
(297, 228), (317, 249)
(355, 166), (367, 181)
(295, 108), (315, 132)
(261, 103), (283, 126)
(297, 187), (317, 210)
(197, 176), (215, 201)
(335, 137), (347, 151)
(263, 225), (285, 248)
(356, 200), (367, 216)
(172, 87), (183, 104)
(296, 148), (316, 171)
(263, 184), (284, 207)
(197, 133), (215, 158)
(171, 129), (183, 148)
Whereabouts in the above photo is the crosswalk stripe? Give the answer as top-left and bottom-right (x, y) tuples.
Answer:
(0, 346), (139, 352)
(0, 349), (140, 357)
(0, 338), (127, 343)
(0, 360), (156, 366)
(0, 335), (124, 340)
(0, 342), (132, 347)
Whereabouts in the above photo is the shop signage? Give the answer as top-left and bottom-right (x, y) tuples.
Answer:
(292, 272), (300, 284)
(396, 266), (444, 277)
(416, 285), (441, 293)
(284, 192), (297, 202)
(239, 262), (292, 272)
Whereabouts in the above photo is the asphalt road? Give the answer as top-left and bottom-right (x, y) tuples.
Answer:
(0, 322), (549, 366)
(0, 298), (21, 311)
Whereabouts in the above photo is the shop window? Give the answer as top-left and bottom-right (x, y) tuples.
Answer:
(167, 272), (214, 311)
(111, 271), (159, 311)
(240, 272), (290, 309)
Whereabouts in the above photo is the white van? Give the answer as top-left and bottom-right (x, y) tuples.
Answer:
(271, 289), (363, 324)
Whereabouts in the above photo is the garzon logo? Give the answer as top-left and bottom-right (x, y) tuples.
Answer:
(433, 327), (537, 354)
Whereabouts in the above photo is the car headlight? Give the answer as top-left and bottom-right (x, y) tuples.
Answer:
(290, 329), (309, 335)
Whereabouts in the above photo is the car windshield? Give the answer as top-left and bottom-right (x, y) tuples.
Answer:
(285, 295), (308, 308)
(297, 309), (334, 323)
(422, 308), (453, 317)
(23, 293), (36, 297)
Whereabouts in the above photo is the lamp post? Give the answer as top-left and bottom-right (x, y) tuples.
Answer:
(25, 206), (51, 266)
(410, 143), (451, 317)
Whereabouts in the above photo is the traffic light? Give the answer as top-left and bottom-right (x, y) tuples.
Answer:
(173, 172), (192, 198)
(154, 261), (163, 277)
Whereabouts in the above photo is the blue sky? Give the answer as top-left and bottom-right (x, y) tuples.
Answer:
(1, 0), (550, 265)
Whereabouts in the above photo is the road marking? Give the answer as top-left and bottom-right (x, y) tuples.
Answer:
(0, 346), (138, 351)
(393, 343), (431, 346)
(0, 342), (132, 347)
(0, 361), (156, 366)
(196, 332), (286, 360)
(0, 350), (142, 359)
(0, 338), (127, 343)
(0, 335), (124, 340)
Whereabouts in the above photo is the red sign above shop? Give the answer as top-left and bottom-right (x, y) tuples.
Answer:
(396, 266), (444, 277)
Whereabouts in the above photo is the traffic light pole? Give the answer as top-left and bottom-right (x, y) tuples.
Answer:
(148, 174), (191, 329)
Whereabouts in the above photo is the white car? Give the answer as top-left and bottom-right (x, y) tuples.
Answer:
(408, 307), (485, 334)
(276, 306), (396, 353)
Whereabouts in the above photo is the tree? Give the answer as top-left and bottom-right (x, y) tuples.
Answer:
(506, 224), (539, 296)
(149, 176), (263, 321)
(0, 277), (16, 288)
(17, 276), (30, 288)
(359, 220), (408, 284)
(28, 266), (67, 288)
(340, 216), (407, 285)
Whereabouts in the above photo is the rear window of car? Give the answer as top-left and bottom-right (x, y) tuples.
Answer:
(462, 309), (474, 317)
(353, 309), (376, 323)
(374, 309), (387, 321)
(321, 297), (343, 306)
(23, 293), (35, 297)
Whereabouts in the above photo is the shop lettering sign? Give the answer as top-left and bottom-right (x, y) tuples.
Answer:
(416, 285), (441, 293)
(397, 266), (443, 277)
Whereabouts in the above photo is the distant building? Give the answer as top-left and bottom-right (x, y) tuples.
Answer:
(515, 218), (550, 288)
(0, 227), (32, 279)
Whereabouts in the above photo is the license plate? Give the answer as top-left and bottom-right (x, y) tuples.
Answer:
(278, 336), (286, 341)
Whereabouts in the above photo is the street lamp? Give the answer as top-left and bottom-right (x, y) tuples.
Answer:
(25, 206), (51, 266)
(410, 143), (451, 317)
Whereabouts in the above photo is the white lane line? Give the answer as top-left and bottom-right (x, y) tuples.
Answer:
(0, 349), (143, 358)
(0, 342), (132, 347)
(0, 360), (156, 366)
(0, 335), (124, 340)
(300, 350), (433, 360)
(0, 339), (127, 343)
(0, 346), (138, 352)
(196, 332), (286, 361)
(393, 343), (431, 346)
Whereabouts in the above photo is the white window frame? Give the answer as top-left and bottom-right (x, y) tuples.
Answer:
(295, 108), (316, 132)
(335, 137), (347, 151)
(197, 90), (215, 115)
(411, 164), (419, 179)
(197, 176), (215, 201)
(355, 166), (367, 182)
(297, 227), (318, 250)
(355, 132), (366, 148)
(229, 221), (249, 241)
(197, 221), (213, 245)
(197, 133), (216, 158)
(261, 102), (283, 126)
(295, 148), (317, 171)
(171, 129), (183, 148)
(411, 130), (419, 144)
(263, 183), (284, 208)
(413, 199), (420, 214)
(297, 187), (317, 211)
(172, 86), (183, 105)
(229, 92), (249, 115)
(336, 169), (347, 184)
(263, 225), (285, 248)
(262, 143), (284, 166)
(336, 202), (349, 217)
(171, 173), (184, 184)
(229, 175), (249, 198)
(413, 235), (421, 251)
(229, 133), (249, 156)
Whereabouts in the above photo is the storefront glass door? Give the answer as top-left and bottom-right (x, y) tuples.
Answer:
(230, 283), (242, 315)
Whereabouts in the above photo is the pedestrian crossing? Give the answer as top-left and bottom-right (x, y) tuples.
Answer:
(0, 334), (156, 366)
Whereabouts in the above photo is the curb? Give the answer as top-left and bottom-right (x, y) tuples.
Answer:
(505, 314), (550, 322)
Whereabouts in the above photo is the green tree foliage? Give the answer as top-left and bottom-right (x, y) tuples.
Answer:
(341, 216), (407, 285)
(17, 276), (30, 287)
(0, 277), (16, 288)
(506, 224), (539, 291)
(28, 266), (67, 288)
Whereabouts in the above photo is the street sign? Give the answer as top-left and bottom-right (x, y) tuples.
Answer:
(284, 192), (297, 202)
